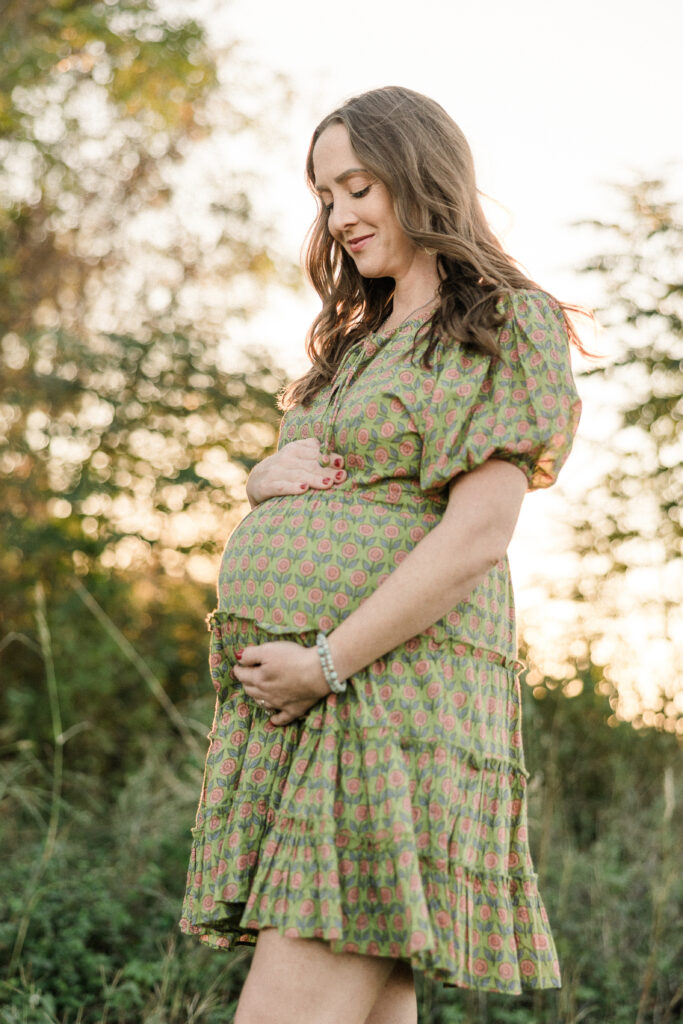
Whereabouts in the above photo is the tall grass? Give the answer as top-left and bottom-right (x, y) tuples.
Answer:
(0, 586), (680, 1023)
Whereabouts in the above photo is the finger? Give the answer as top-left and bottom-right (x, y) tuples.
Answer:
(239, 644), (268, 667)
(328, 451), (345, 469)
(269, 709), (295, 726)
(306, 469), (347, 490)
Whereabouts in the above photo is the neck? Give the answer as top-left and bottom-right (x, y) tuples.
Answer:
(389, 253), (441, 321)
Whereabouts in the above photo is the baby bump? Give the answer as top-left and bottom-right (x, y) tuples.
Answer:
(215, 492), (434, 634)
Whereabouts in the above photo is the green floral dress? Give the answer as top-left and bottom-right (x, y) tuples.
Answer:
(180, 289), (581, 993)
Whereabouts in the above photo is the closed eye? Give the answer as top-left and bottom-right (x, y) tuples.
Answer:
(324, 184), (372, 213)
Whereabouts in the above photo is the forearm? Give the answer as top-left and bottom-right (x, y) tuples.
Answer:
(327, 460), (527, 681)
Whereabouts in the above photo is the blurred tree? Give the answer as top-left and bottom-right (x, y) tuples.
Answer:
(0, 1), (296, 758)
(538, 178), (682, 729)
(0, 0), (293, 602)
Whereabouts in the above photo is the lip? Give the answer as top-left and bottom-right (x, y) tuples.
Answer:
(347, 233), (374, 253)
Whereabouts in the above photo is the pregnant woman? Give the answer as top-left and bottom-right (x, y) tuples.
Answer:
(180, 86), (583, 1024)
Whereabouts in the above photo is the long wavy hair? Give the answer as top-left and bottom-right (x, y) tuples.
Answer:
(283, 86), (588, 409)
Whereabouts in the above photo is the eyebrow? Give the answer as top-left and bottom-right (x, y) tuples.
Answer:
(314, 167), (368, 193)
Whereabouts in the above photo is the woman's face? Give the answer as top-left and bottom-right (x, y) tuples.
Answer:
(312, 123), (418, 281)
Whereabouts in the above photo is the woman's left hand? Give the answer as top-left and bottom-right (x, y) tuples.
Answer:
(233, 641), (331, 726)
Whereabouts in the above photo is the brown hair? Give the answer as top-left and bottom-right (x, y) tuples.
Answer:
(283, 85), (589, 409)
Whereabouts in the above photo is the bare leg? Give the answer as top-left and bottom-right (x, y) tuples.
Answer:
(363, 960), (417, 1024)
(234, 928), (396, 1024)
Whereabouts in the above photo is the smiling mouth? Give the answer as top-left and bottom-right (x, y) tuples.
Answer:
(347, 234), (373, 252)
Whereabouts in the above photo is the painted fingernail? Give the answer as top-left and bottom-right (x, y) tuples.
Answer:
(235, 650), (243, 660)
(335, 471), (345, 480)
(322, 477), (331, 484)
(333, 457), (343, 468)
(300, 483), (308, 490)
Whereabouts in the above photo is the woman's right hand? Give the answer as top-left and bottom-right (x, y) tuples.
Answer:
(246, 438), (346, 508)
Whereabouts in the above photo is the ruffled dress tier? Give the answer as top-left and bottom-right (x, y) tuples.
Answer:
(180, 290), (581, 993)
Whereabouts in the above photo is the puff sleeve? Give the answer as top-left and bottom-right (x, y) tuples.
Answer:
(419, 289), (582, 493)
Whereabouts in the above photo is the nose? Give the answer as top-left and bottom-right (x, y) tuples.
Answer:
(328, 196), (358, 239)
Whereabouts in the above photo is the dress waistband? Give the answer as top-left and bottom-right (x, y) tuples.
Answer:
(205, 610), (523, 673)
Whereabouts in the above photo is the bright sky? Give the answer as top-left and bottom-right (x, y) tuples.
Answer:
(185, 0), (682, 718)
(210, 0), (683, 374)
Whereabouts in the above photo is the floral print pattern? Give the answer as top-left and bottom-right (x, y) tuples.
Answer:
(180, 290), (581, 992)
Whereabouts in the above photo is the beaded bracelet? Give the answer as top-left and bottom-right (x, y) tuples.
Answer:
(316, 632), (347, 694)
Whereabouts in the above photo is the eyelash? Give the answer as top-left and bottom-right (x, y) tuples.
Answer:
(324, 185), (371, 213)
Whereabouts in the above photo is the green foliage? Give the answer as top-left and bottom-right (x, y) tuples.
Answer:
(574, 179), (681, 572)
(0, 738), (249, 1023)
(0, 0), (291, 637)
(560, 179), (683, 727)
(2, 605), (680, 1022)
(0, 572), (212, 781)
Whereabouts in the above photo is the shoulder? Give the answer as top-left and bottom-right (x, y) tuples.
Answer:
(496, 288), (567, 334)
(494, 289), (571, 365)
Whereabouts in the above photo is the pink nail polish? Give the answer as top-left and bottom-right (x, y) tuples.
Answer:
(300, 483), (308, 490)
(322, 477), (331, 484)
(335, 471), (344, 480)
(333, 458), (343, 468)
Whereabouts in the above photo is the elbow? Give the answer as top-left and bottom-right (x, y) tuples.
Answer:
(465, 526), (511, 582)
(485, 526), (511, 569)
(481, 524), (511, 573)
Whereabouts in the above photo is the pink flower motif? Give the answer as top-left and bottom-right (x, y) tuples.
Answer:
(473, 958), (488, 976)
